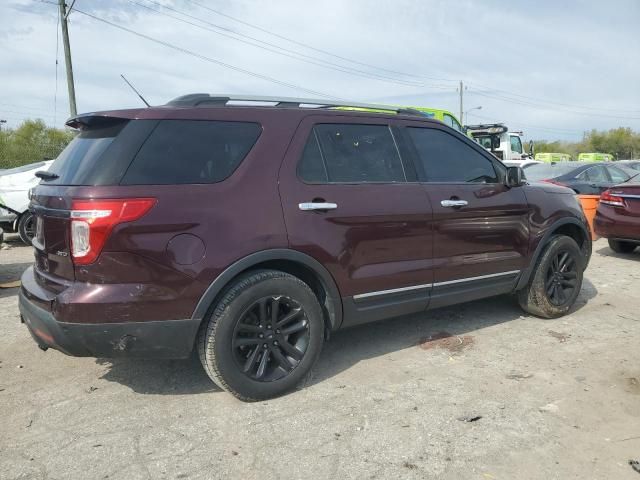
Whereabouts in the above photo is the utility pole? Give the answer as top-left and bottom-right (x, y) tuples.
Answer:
(459, 80), (463, 124)
(58, 0), (77, 117)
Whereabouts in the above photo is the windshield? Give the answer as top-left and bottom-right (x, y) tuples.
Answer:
(525, 163), (579, 181)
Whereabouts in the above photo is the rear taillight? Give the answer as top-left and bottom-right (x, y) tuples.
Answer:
(70, 198), (156, 265)
(600, 190), (625, 207)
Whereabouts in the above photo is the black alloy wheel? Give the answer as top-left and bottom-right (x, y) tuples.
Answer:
(232, 295), (310, 382)
(545, 250), (578, 306)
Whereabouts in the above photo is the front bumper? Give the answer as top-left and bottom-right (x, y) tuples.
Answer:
(19, 289), (201, 359)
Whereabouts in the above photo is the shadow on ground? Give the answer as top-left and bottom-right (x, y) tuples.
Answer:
(595, 245), (640, 262)
(95, 278), (598, 396)
(96, 353), (221, 395)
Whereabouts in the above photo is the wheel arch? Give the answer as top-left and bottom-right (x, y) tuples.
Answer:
(191, 249), (343, 333)
(516, 217), (591, 291)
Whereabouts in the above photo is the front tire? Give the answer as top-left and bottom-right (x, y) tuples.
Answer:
(608, 239), (637, 254)
(198, 270), (324, 401)
(17, 212), (35, 245)
(518, 235), (584, 318)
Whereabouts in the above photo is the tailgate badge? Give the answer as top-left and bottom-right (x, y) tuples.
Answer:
(56, 250), (69, 257)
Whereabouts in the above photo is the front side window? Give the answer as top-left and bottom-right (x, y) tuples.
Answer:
(407, 127), (498, 183)
(510, 136), (523, 154)
(299, 124), (405, 183)
(122, 120), (261, 185)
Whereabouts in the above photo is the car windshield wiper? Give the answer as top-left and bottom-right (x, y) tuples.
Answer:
(35, 171), (59, 180)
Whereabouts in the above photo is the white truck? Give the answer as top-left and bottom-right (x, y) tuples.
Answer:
(0, 160), (54, 244)
(466, 124), (533, 163)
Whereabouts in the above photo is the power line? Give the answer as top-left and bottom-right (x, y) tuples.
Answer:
(70, 7), (340, 100)
(130, 0), (450, 89)
(185, 0), (459, 84)
(470, 90), (640, 121)
(467, 111), (582, 135)
(0, 102), (56, 113)
(468, 82), (640, 114)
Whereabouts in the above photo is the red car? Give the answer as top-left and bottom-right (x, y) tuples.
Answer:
(594, 176), (640, 253)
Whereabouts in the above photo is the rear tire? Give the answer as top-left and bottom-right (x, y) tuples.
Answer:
(17, 212), (35, 245)
(198, 270), (324, 401)
(608, 239), (637, 254)
(518, 235), (584, 319)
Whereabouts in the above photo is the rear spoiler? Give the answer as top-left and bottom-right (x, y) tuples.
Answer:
(65, 114), (131, 130)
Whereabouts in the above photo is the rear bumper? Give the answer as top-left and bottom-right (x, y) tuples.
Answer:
(594, 208), (640, 241)
(19, 287), (201, 359)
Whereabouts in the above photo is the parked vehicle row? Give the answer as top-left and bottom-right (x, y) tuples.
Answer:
(523, 161), (636, 195)
(595, 174), (640, 253)
(0, 160), (54, 244)
(19, 94), (592, 400)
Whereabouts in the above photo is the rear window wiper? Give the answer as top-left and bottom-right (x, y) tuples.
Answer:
(35, 171), (59, 180)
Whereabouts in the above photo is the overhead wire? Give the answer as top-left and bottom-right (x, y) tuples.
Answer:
(70, 7), (341, 100)
(184, 0), (460, 83)
(130, 0), (452, 90)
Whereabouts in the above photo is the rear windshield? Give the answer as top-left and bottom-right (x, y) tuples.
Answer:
(525, 163), (580, 181)
(45, 119), (261, 186)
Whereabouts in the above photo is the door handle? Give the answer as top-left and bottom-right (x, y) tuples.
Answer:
(299, 202), (338, 211)
(440, 199), (468, 208)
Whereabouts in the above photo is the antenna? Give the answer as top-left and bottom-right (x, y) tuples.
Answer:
(120, 74), (150, 107)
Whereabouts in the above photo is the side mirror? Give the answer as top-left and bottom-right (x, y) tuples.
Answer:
(492, 136), (501, 150)
(505, 166), (524, 187)
(529, 140), (535, 157)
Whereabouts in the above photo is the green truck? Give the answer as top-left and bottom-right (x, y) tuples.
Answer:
(535, 153), (572, 162)
(578, 153), (614, 162)
(335, 106), (465, 134)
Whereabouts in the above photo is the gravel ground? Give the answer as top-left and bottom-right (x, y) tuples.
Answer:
(1, 234), (639, 480)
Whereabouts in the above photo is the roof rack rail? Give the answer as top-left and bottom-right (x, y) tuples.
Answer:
(165, 94), (426, 117)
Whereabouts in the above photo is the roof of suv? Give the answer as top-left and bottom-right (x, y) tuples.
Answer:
(66, 94), (444, 129)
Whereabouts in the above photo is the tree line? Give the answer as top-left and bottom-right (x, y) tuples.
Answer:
(531, 127), (640, 160)
(1, 119), (638, 171)
(0, 120), (75, 169)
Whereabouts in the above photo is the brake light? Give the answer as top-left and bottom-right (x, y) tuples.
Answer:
(70, 198), (156, 265)
(600, 190), (625, 207)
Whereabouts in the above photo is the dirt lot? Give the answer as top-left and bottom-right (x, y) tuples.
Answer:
(1, 235), (639, 480)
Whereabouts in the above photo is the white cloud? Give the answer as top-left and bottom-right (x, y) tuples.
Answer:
(0, 0), (638, 140)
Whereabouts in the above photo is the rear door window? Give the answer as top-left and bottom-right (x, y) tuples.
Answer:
(607, 166), (630, 183)
(122, 120), (261, 185)
(300, 124), (406, 183)
(407, 127), (498, 183)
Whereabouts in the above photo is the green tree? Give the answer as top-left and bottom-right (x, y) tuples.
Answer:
(529, 127), (640, 161)
(0, 120), (76, 169)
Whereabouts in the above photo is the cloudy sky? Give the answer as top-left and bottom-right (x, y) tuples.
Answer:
(1, 0), (639, 140)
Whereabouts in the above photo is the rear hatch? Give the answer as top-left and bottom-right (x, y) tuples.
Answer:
(31, 116), (157, 288)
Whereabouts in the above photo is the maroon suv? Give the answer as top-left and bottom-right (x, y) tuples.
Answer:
(19, 95), (592, 400)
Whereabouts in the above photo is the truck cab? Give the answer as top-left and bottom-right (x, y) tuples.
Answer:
(466, 124), (530, 162)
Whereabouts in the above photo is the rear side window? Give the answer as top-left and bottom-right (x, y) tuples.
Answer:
(299, 124), (405, 183)
(122, 120), (261, 185)
(407, 127), (498, 183)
